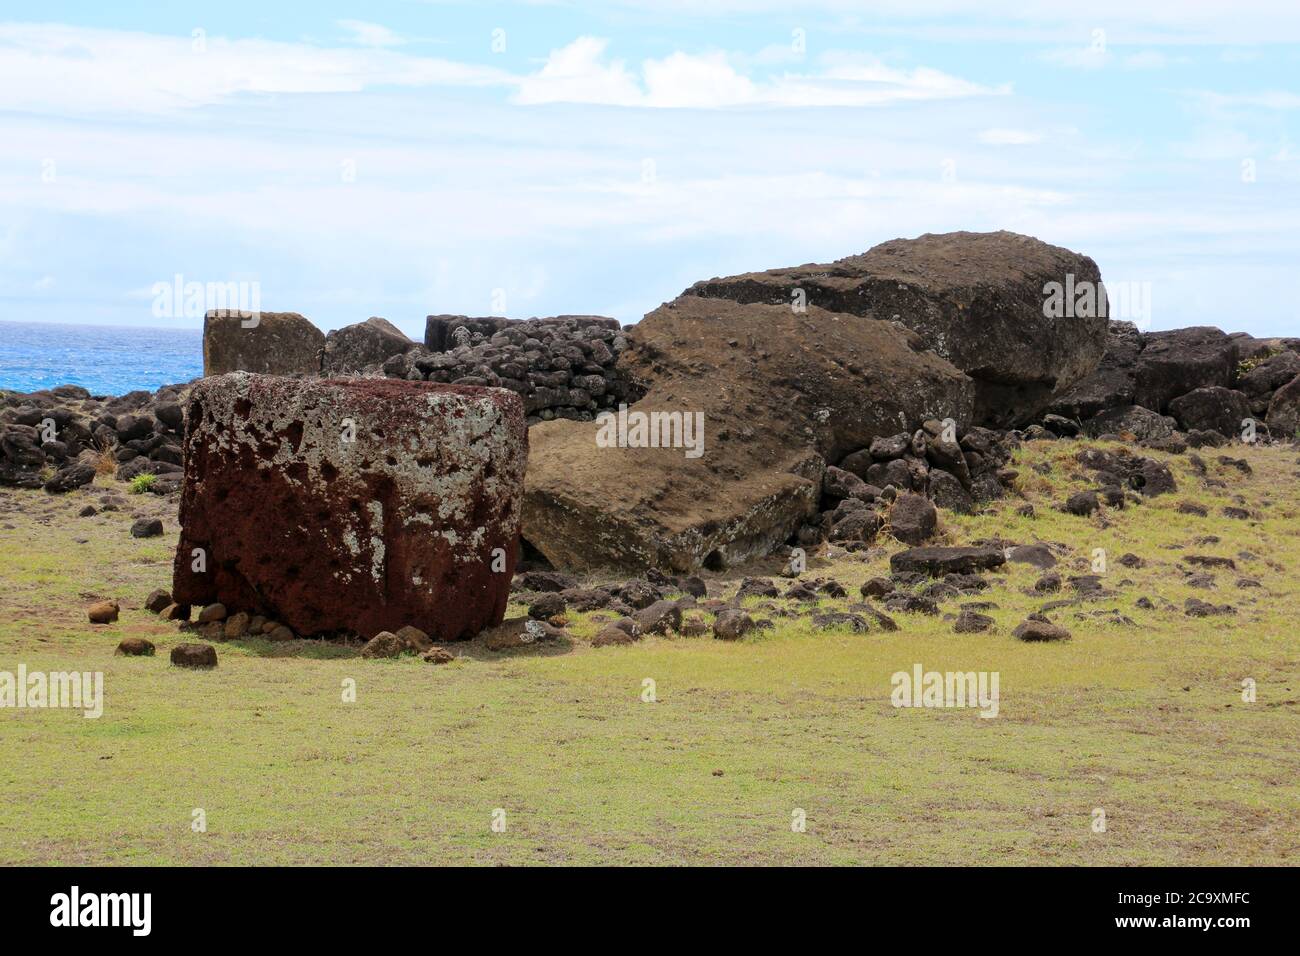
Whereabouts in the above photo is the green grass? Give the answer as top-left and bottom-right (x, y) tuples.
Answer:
(127, 472), (156, 495)
(1, 438), (1297, 865)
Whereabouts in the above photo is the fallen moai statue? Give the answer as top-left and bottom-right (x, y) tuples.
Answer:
(687, 230), (1107, 427)
(522, 294), (973, 572)
(172, 373), (527, 640)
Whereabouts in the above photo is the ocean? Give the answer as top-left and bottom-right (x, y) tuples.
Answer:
(0, 321), (203, 396)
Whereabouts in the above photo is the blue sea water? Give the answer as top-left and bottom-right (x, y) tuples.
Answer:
(0, 321), (202, 396)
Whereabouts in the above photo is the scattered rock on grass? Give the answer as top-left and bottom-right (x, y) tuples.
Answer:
(197, 603), (227, 624)
(953, 609), (995, 633)
(860, 577), (894, 598)
(115, 637), (155, 656)
(1012, 619), (1071, 642)
(395, 625), (432, 651)
(634, 600), (682, 636)
(130, 517), (163, 538)
(361, 631), (406, 658)
(1064, 491), (1100, 516)
(1184, 598), (1236, 617)
(160, 602), (190, 621)
(527, 593), (567, 620)
(713, 609), (754, 641)
(890, 545), (1006, 577)
(811, 611), (870, 633)
(223, 611), (250, 639)
(171, 643), (218, 668)
(144, 588), (172, 613)
(889, 493), (938, 545)
(87, 600), (119, 624)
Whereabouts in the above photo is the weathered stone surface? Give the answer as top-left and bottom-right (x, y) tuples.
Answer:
(361, 631), (406, 658)
(171, 643), (218, 668)
(1266, 374), (1300, 437)
(116, 637), (155, 656)
(1168, 387), (1251, 437)
(1012, 619), (1071, 642)
(144, 588), (172, 613)
(424, 314), (619, 352)
(1239, 351), (1300, 397)
(322, 317), (418, 374)
(953, 609), (995, 633)
(130, 517), (163, 538)
(1083, 405), (1177, 442)
(888, 493), (937, 545)
(713, 609), (755, 640)
(522, 295), (972, 573)
(87, 600), (119, 624)
(202, 311), (325, 377)
(1133, 327), (1237, 413)
(1075, 448), (1176, 497)
(44, 459), (96, 494)
(687, 230), (1106, 426)
(172, 373), (527, 641)
(890, 545), (1005, 577)
(1048, 320), (1141, 419)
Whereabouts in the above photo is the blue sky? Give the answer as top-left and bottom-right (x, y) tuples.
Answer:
(2, 1), (1298, 338)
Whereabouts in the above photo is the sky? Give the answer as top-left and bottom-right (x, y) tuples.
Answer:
(1, 1), (1298, 339)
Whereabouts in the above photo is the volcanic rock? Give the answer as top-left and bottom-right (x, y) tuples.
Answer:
(1083, 405), (1177, 443)
(1133, 327), (1237, 413)
(953, 609), (995, 633)
(361, 631), (407, 658)
(888, 493), (937, 545)
(44, 460), (96, 494)
(1266, 374), (1300, 437)
(130, 517), (164, 538)
(87, 600), (119, 624)
(889, 545), (1005, 577)
(522, 294), (972, 572)
(713, 609), (755, 641)
(171, 643), (218, 668)
(687, 230), (1107, 426)
(1048, 320), (1142, 419)
(171, 373), (527, 641)
(144, 588), (172, 613)
(1168, 387), (1251, 437)
(202, 310), (325, 377)
(322, 317), (418, 374)
(1012, 619), (1071, 642)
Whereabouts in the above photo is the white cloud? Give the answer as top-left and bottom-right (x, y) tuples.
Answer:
(979, 128), (1042, 145)
(1194, 90), (1300, 111)
(515, 37), (1007, 108)
(0, 22), (511, 116)
(337, 20), (404, 48)
(0, 24), (1002, 116)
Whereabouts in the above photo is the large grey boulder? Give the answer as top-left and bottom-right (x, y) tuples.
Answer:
(1239, 350), (1300, 398)
(1266, 374), (1300, 438)
(1168, 387), (1252, 437)
(1083, 405), (1177, 442)
(1048, 320), (1142, 419)
(1133, 327), (1237, 413)
(322, 317), (418, 374)
(522, 295), (974, 573)
(203, 310), (324, 377)
(687, 231), (1107, 427)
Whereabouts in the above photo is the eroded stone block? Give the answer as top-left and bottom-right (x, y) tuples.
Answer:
(172, 373), (527, 640)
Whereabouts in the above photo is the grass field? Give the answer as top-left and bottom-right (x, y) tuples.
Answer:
(1, 438), (1298, 865)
